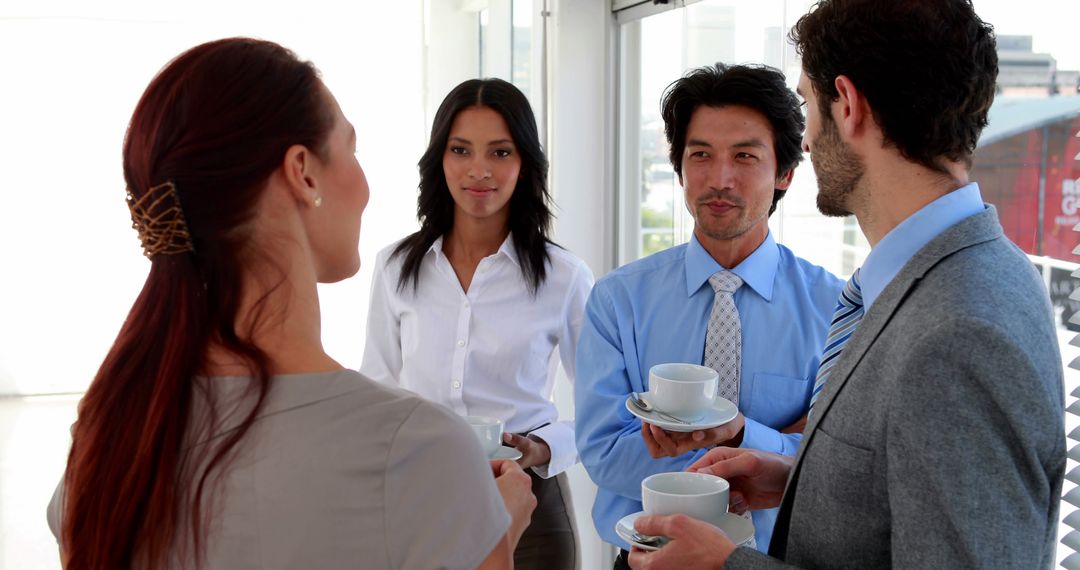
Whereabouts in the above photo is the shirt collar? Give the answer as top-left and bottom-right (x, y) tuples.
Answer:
(859, 182), (984, 310)
(496, 233), (521, 267)
(428, 235), (443, 256)
(684, 232), (778, 301)
(427, 233), (520, 267)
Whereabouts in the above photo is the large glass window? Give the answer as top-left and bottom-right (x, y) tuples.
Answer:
(425, 0), (540, 135)
(616, 0), (1080, 283)
(478, 1), (537, 95)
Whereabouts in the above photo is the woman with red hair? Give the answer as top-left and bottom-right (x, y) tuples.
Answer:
(47, 37), (535, 570)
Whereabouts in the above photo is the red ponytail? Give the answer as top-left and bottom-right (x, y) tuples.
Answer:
(61, 38), (333, 569)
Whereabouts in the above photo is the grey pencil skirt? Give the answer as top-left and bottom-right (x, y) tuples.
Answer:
(512, 470), (580, 570)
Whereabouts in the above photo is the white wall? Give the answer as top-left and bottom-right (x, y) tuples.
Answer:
(548, 0), (617, 276)
(0, 1), (426, 395)
(547, 1), (618, 568)
(424, 0), (482, 123)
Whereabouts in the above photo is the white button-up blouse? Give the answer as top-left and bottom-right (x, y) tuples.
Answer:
(361, 235), (594, 478)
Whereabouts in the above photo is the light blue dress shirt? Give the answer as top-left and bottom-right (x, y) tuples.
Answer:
(576, 232), (843, 551)
(859, 183), (985, 311)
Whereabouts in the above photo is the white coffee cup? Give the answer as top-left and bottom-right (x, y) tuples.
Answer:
(464, 415), (504, 458)
(641, 471), (730, 528)
(648, 363), (719, 419)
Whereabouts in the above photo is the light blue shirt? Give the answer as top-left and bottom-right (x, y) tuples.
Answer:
(860, 183), (985, 311)
(575, 232), (843, 551)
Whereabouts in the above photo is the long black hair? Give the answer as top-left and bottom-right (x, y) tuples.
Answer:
(393, 78), (553, 294)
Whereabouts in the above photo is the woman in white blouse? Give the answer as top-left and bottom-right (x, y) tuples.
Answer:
(362, 78), (593, 570)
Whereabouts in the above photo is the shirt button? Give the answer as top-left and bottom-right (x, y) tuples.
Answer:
(452, 380), (461, 389)
(463, 301), (470, 308)
(457, 340), (466, 347)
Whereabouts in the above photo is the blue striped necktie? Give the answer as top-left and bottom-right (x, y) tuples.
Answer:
(809, 270), (864, 414)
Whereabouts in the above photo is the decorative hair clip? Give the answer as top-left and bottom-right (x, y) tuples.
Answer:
(126, 181), (195, 258)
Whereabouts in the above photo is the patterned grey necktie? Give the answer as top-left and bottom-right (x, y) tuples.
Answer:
(704, 270), (755, 547)
(705, 271), (743, 404)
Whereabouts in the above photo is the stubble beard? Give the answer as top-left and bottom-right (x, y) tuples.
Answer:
(813, 116), (864, 218)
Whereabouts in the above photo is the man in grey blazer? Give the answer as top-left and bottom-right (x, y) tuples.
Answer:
(627, 0), (1067, 568)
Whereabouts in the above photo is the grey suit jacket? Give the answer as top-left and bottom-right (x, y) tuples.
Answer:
(728, 207), (1066, 569)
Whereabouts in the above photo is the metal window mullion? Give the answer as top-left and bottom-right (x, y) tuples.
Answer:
(613, 0), (708, 25)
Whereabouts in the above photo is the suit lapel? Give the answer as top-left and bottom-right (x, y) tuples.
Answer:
(770, 207), (1004, 554)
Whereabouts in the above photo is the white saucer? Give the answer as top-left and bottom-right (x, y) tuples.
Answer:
(615, 511), (754, 551)
(490, 446), (523, 461)
(625, 393), (738, 432)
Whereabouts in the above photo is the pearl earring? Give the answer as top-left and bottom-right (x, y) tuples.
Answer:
(314, 195), (323, 208)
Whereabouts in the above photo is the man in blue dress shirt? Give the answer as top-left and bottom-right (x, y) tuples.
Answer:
(575, 63), (842, 568)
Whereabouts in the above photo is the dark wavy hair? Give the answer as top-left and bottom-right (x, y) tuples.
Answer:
(660, 63), (805, 215)
(61, 38), (334, 570)
(790, 0), (998, 172)
(393, 78), (553, 294)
